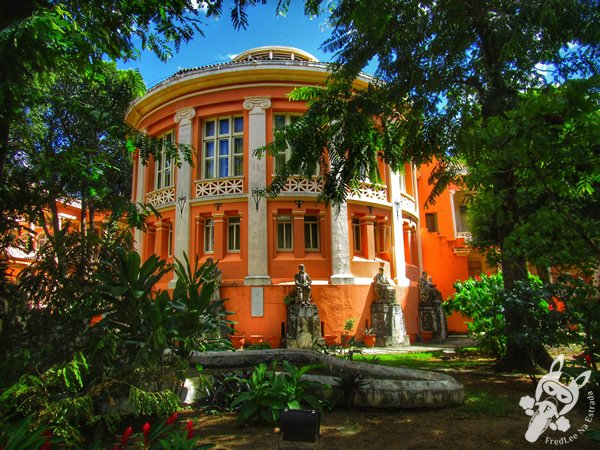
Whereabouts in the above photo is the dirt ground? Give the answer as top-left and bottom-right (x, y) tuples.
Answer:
(187, 367), (600, 449)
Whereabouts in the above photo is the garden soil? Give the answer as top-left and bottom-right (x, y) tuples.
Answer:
(185, 368), (599, 449)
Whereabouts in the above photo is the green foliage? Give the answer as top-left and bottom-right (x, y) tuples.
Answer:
(444, 274), (506, 356)
(0, 415), (58, 450)
(0, 353), (96, 446)
(128, 387), (181, 417)
(230, 361), (328, 425)
(444, 273), (568, 357)
(196, 371), (251, 414)
(90, 249), (230, 405)
(1, 245), (230, 446)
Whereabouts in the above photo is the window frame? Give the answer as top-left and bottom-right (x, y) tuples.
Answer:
(425, 213), (438, 233)
(204, 218), (215, 254)
(155, 130), (175, 190)
(167, 223), (174, 257)
(273, 114), (318, 176)
(276, 214), (293, 251)
(352, 218), (362, 253)
(202, 116), (244, 179)
(304, 215), (320, 251)
(227, 216), (241, 253)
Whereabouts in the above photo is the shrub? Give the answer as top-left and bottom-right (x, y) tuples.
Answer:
(444, 273), (566, 357)
(229, 361), (328, 425)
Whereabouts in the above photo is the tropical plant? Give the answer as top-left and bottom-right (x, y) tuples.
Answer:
(0, 353), (95, 446)
(229, 360), (328, 425)
(89, 249), (230, 415)
(444, 273), (569, 358)
(0, 415), (58, 450)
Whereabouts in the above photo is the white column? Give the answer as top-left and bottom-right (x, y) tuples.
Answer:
(169, 107), (196, 288)
(413, 166), (423, 272)
(134, 149), (147, 255)
(389, 169), (409, 286)
(449, 189), (457, 239)
(330, 202), (355, 284)
(133, 128), (149, 255)
(243, 97), (271, 286)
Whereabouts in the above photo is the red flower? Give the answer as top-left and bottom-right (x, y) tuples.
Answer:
(185, 420), (194, 439)
(166, 412), (178, 425)
(584, 354), (593, 364)
(142, 422), (151, 445)
(40, 429), (52, 450)
(121, 426), (133, 446)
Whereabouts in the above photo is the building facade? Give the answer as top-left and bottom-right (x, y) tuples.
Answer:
(126, 46), (485, 344)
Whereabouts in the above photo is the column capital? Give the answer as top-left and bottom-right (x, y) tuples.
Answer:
(243, 96), (271, 113)
(174, 107), (196, 125)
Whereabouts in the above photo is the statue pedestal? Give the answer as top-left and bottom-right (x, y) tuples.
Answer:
(371, 303), (410, 347)
(418, 303), (448, 343)
(285, 303), (323, 349)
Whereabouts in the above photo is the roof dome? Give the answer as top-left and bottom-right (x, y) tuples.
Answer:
(232, 46), (318, 63)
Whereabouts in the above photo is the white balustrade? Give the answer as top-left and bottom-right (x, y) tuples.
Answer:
(280, 176), (323, 194)
(195, 177), (244, 197)
(146, 187), (175, 207)
(349, 182), (388, 202)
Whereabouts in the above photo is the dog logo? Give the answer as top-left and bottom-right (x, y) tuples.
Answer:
(519, 355), (591, 443)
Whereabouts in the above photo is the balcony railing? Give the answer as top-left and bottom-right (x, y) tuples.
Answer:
(280, 176), (323, 194)
(146, 186), (175, 207)
(457, 231), (472, 241)
(399, 192), (417, 214)
(348, 182), (388, 202)
(195, 177), (244, 198)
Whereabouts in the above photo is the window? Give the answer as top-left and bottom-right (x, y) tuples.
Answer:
(227, 216), (241, 252)
(352, 219), (361, 252)
(457, 205), (469, 233)
(304, 215), (319, 251)
(156, 130), (175, 190)
(425, 213), (438, 232)
(276, 215), (293, 250)
(204, 218), (214, 253)
(167, 223), (173, 257)
(273, 114), (318, 175)
(203, 116), (243, 179)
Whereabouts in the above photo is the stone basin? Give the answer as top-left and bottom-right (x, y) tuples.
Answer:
(191, 349), (463, 409)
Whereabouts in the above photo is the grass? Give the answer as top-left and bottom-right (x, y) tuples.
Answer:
(452, 390), (520, 418)
(353, 348), (494, 371)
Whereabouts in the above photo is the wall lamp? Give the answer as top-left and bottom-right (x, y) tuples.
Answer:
(294, 200), (304, 209)
(177, 195), (187, 217)
(213, 202), (223, 211)
(251, 188), (266, 210)
(367, 205), (374, 215)
(393, 200), (401, 219)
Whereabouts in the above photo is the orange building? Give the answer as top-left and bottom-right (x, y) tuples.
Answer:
(126, 46), (481, 344)
(4, 201), (110, 279)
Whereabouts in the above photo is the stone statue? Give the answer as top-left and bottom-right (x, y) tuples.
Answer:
(418, 272), (442, 305)
(373, 267), (396, 303)
(206, 257), (222, 303)
(373, 267), (390, 301)
(294, 264), (312, 305)
(418, 272), (447, 343)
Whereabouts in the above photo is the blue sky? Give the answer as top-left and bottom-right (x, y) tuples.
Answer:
(117, 2), (371, 88)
